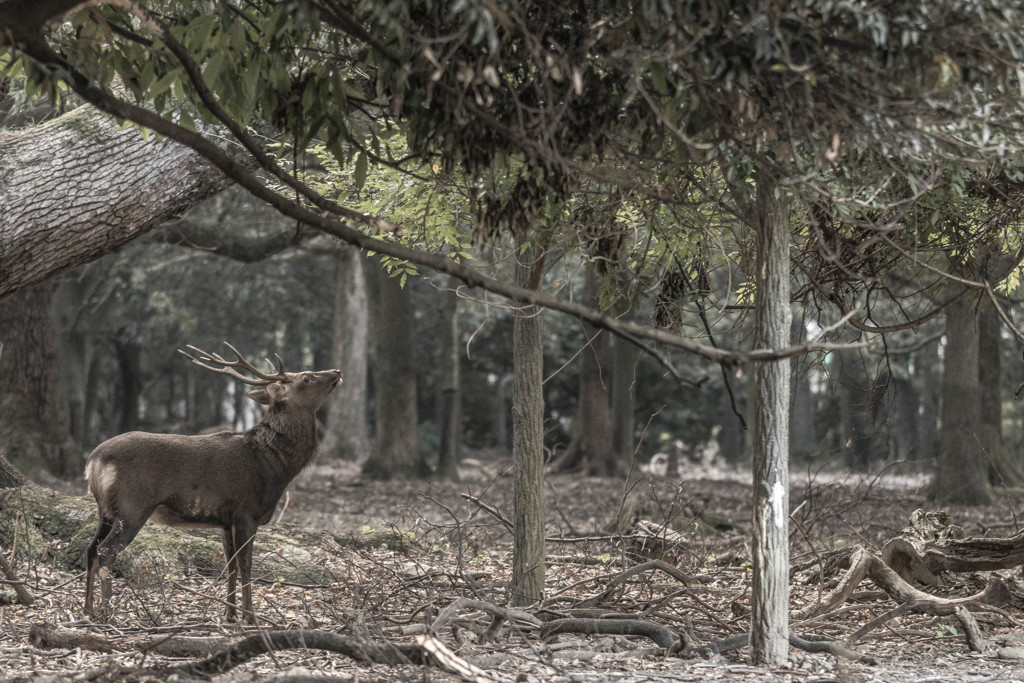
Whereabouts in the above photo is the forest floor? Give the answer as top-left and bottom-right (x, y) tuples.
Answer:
(4, 455), (1024, 682)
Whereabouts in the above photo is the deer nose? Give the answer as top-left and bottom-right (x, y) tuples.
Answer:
(330, 370), (342, 385)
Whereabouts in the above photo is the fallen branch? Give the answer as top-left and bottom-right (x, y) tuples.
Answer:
(577, 559), (699, 608)
(29, 622), (228, 657)
(676, 631), (879, 665)
(844, 600), (919, 644)
(431, 597), (542, 641)
(178, 629), (491, 681)
(955, 605), (987, 653)
(539, 617), (677, 649)
(789, 632), (880, 665)
(31, 624), (496, 682)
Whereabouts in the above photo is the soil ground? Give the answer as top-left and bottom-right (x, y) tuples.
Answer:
(3, 456), (1024, 682)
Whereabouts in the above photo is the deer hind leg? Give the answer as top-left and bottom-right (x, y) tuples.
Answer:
(90, 516), (147, 620)
(221, 527), (239, 622)
(84, 516), (114, 615)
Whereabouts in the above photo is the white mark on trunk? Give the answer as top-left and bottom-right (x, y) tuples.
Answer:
(772, 480), (786, 528)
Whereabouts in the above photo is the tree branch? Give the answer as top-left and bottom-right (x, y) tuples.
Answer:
(13, 35), (872, 367)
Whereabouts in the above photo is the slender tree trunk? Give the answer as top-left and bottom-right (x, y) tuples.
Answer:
(610, 334), (637, 465)
(837, 347), (875, 471)
(931, 296), (990, 504)
(717, 368), (748, 466)
(362, 263), (426, 480)
(789, 316), (816, 464)
(916, 338), (940, 466)
(0, 281), (79, 477)
(578, 268), (615, 475)
(435, 280), (461, 481)
(322, 246), (370, 461)
(978, 296), (1016, 486)
(749, 171), (791, 666)
(0, 105), (229, 299)
(511, 241), (545, 606)
(114, 338), (142, 433)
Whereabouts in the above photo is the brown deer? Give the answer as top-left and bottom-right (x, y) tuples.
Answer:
(84, 343), (341, 624)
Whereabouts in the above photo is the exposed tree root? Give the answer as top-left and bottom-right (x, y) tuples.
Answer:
(794, 545), (1010, 621)
(0, 551), (33, 605)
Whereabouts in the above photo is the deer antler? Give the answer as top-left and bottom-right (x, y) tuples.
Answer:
(179, 342), (289, 385)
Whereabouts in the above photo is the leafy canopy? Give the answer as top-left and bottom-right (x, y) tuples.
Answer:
(5, 0), (1024, 346)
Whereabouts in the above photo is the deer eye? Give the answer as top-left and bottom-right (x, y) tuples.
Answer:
(303, 375), (311, 383)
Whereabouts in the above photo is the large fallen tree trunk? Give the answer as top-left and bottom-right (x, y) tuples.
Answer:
(882, 509), (1024, 582)
(0, 105), (231, 299)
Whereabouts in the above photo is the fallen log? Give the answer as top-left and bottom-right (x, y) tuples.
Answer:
(883, 509), (1024, 584)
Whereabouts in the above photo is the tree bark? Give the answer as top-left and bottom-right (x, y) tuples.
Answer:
(0, 105), (229, 300)
(577, 268), (616, 476)
(322, 246), (370, 461)
(931, 296), (990, 504)
(749, 171), (792, 666)
(610, 334), (637, 466)
(0, 449), (26, 488)
(0, 281), (79, 477)
(361, 262), (426, 480)
(916, 336), (940, 464)
(836, 347), (876, 471)
(434, 281), (462, 481)
(114, 338), (142, 433)
(978, 295), (1017, 486)
(789, 316), (816, 463)
(511, 241), (546, 606)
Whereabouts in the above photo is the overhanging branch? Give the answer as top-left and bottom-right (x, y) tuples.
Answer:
(15, 34), (869, 367)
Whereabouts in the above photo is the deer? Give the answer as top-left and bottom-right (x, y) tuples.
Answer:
(84, 343), (342, 624)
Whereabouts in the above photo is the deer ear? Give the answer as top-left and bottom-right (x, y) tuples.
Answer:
(266, 382), (292, 403)
(246, 388), (270, 405)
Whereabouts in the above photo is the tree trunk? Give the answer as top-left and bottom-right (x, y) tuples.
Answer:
(789, 316), (816, 464)
(836, 347), (876, 472)
(916, 337), (940, 466)
(361, 263), (426, 480)
(435, 281), (461, 481)
(322, 246), (370, 461)
(577, 269), (616, 476)
(114, 338), (142, 433)
(0, 105), (229, 300)
(610, 334), (637, 466)
(749, 171), (791, 666)
(511, 241), (545, 606)
(0, 281), (79, 477)
(931, 296), (990, 504)
(978, 296), (1017, 486)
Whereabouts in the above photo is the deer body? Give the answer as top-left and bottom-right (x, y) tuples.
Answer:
(84, 344), (341, 624)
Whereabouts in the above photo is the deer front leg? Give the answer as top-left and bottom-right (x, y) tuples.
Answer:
(233, 520), (258, 625)
(221, 527), (239, 622)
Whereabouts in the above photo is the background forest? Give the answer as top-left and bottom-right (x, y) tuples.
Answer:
(6, 1), (1024, 676)
(3, 173), (1022, 491)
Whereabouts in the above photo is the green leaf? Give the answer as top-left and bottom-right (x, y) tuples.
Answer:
(354, 151), (368, 190)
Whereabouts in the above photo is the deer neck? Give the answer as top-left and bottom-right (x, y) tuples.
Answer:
(248, 409), (319, 476)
